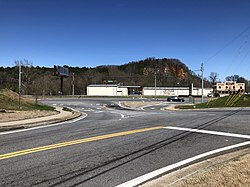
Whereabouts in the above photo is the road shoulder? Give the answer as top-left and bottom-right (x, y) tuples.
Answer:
(0, 107), (83, 131)
(141, 147), (249, 187)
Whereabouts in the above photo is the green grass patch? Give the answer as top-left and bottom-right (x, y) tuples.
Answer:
(176, 95), (250, 109)
(62, 107), (73, 112)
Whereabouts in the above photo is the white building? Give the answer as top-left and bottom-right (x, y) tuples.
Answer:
(87, 84), (212, 97)
(87, 85), (128, 96)
(143, 87), (212, 96)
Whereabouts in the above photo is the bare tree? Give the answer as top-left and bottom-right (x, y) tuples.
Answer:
(14, 59), (33, 94)
(209, 72), (219, 85)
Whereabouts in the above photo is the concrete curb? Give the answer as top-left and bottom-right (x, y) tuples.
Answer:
(0, 107), (84, 132)
(141, 147), (250, 187)
(118, 101), (164, 111)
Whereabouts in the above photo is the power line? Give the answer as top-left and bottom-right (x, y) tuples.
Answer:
(205, 26), (250, 63)
(221, 33), (250, 79)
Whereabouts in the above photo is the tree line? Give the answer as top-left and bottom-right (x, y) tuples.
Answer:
(0, 58), (248, 95)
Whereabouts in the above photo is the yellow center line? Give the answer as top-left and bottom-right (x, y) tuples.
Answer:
(0, 126), (165, 160)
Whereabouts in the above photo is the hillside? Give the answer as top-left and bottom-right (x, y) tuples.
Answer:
(0, 89), (54, 111)
(0, 58), (209, 95)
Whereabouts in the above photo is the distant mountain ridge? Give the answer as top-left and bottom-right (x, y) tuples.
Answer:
(0, 58), (209, 95)
(93, 58), (206, 88)
(119, 58), (189, 80)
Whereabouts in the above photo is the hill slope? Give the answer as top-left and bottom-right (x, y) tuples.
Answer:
(0, 89), (54, 111)
(0, 58), (209, 95)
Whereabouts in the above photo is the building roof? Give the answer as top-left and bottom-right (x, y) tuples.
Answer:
(119, 86), (141, 88)
(143, 87), (190, 90)
(87, 84), (141, 88)
(87, 84), (118, 87)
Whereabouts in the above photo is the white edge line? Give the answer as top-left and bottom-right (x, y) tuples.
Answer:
(116, 141), (250, 187)
(0, 113), (88, 136)
(165, 126), (250, 139)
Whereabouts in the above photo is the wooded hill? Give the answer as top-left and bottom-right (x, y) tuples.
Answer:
(0, 58), (210, 95)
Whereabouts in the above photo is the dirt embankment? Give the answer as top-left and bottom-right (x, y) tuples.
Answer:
(0, 110), (58, 122)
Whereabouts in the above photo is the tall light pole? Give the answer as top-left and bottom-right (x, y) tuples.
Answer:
(72, 73), (75, 96)
(154, 72), (157, 98)
(201, 63), (204, 103)
(18, 63), (22, 109)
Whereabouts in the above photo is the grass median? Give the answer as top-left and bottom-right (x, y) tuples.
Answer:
(176, 94), (250, 109)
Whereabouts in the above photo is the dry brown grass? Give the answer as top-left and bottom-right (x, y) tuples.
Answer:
(122, 101), (161, 108)
(142, 149), (250, 187)
(0, 110), (58, 122)
(0, 89), (54, 111)
(174, 153), (250, 187)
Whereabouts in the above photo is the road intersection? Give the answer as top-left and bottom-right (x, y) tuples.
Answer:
(0, 98), (249, 186)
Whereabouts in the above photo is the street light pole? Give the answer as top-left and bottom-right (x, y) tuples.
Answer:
(201, 63), (204, 103)
(72, 73), (75, 96)
(154, 72), (156, 98)
(18, 63), (22, 109)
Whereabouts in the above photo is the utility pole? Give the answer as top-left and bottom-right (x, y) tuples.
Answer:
(201, 63), (204, 103)
(18, 63), (22, 109)
(60, 76), (63, 96)
(154, 72), (157, 98)
(72, 73), (75, 96)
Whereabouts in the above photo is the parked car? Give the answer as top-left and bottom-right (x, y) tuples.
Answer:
(207, 93), (213, 97)
(167, 96), (184, 102)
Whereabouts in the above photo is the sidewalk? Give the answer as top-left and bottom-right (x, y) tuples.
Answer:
(0, 107), (82, 131)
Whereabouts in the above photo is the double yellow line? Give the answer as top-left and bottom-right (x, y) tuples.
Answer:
(0, 126), (164, 160)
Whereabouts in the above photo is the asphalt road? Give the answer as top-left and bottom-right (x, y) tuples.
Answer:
(0, 98), (249, 187)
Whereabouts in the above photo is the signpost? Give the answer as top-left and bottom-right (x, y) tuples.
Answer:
(54, 65), (69, 95)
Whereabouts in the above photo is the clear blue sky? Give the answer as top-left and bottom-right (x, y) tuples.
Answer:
(0, 0), (250, 81)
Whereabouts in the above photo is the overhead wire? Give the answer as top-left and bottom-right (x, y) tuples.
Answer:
(221, 33), (250, 80)
(204, 26), (250, 63)
(204, 26), (250, 81)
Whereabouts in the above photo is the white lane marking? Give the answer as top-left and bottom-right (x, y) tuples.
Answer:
(165, 126), (250, 139)
(150, 108), (155, 110)
(0, 114), (88, 136)
(94, 111), (103, 113)
(116, 141), (250, 187)
(96, 103), (100, 106)
(52, 104), (57, 106)
(82, 108), (85, 110)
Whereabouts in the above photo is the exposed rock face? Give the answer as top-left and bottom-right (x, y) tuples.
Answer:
(143, 63), (188, 80)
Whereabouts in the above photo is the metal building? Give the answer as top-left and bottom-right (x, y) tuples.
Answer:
(87, 84), (128, 96)
(143, 87), (212, 96)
